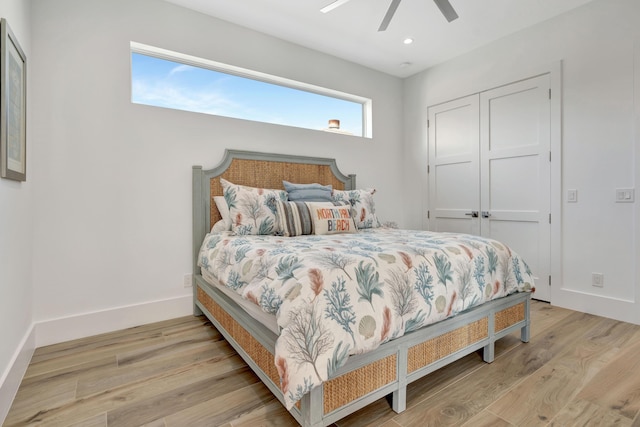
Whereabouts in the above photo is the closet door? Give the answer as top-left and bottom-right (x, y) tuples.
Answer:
(427, 94), (480, 235)
(479, 74), (551, 301)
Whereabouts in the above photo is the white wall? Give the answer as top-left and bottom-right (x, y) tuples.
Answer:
(404, 0), (640, 324)
(0, 0), (34, 420)
(29, 0), (403, 344)
(4, 0), (636, 419)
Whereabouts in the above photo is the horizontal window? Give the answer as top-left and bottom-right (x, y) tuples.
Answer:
(130, 42), (371, 138)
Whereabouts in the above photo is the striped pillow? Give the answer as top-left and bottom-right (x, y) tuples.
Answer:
(276, 201), (353, 237)
(276, 201), (315, 237)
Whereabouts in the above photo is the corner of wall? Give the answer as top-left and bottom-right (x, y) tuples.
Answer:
(0, 324), (36, 425)
(34, 295), (193, 347)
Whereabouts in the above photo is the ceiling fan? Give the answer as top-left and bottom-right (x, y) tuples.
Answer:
(321, 0), (458, 31)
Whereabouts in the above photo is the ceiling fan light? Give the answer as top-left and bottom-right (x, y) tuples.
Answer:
(378, 0), (402, 31)
(433, 0), (459, 22)
(320, 0), (351, 13)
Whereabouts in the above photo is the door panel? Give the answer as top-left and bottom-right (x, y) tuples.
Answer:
(434, 218), (476, 235)
(435, 162), (476, 209)
(434, 107), (476, 157)
(427, 75), (552, 302)
(480, 74), (551, 301)
(487, 88), (542, 150)
(489, 155), (540, 211)
(428, 95), (479, 235)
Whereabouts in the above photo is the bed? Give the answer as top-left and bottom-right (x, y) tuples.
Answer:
(192, 149), (533, 427)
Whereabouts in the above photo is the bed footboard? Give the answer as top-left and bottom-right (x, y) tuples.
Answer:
(192, 150), (532, 426)
(195, 275), (530, 427)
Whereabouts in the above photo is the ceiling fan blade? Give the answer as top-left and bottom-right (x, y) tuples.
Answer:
(433, 0), (459, 22)
(320, 0), (352, 13)
(378, 0), (402, 31)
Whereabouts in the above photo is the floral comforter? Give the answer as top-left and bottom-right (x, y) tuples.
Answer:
(197, 228), (534, 409)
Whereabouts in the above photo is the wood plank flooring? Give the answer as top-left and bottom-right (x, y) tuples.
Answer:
(5, 301), (640, 426)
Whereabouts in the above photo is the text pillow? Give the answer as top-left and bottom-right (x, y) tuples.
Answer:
(308, 203), (357, 235)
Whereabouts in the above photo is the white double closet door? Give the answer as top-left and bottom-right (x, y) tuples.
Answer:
(428, 74), (551, 302)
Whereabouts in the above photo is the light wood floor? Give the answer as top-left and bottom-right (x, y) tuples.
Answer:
(5, 301), (640, 426)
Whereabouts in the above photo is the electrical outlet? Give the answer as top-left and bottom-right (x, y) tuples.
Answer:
(183, 273), (193, 288)
(615, 188), (635, 203)
(592, 273), (604, 288)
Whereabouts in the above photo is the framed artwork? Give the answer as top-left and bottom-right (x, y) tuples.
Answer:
(1, 18), (26, 181)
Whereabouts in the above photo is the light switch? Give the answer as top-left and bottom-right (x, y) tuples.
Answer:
(615, 188), (635, 203)
(567, 189), (577, 203)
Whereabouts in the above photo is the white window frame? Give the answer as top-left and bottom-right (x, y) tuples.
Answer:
(130, 42), (372, 138)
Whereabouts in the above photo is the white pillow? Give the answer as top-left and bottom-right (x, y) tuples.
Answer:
(211, 220), (229, 234)
(332, 188), (381, 229)
(213, 195), (232, 231)
(220, 178), (287, 235)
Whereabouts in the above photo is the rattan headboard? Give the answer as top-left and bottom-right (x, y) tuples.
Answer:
(207, 158), (353, 228)
(192, 150), (356, 288)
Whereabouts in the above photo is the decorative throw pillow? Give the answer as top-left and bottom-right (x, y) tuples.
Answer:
(332, 188), (381, 229)
(276, 201), (349, 237)
(213, 195), (232, 231)
(283, 181), (333, 202)
(308, 203), (357, 235)
(276, 201), (315, 237)
(220, 178), (288, 235)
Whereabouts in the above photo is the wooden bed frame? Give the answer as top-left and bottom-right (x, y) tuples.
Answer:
(192, 149), (531, 427)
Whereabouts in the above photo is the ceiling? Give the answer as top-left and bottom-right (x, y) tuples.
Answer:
(163, 0), (596, 78)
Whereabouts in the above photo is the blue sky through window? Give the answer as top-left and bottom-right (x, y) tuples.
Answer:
(131, 53), (364, 136)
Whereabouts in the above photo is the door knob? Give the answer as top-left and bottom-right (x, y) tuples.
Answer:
(482, 211), (491, 218)
(465, 211), (479, 218)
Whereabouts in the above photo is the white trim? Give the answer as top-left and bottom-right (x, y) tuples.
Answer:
(0, 324), (35, 426)
(0, 296), (193, 424)
(554, 287), (636, 324)
(549, 60), (563, 304)
(34, 295), (193, 347)
(557, 286), (634, 304)
(633, 40), (639, 309)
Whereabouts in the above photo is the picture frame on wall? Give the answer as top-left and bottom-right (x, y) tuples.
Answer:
(1, 18), (27, 182)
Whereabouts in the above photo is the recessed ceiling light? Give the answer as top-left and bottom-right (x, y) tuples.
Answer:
(403, 38), (414, 45)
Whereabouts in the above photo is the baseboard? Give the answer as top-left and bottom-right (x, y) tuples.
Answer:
(35, 294), (194, 347)
(0, 295), (193, 424)
(554, 287), (639, 325)
(0, 324), (35, 426)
